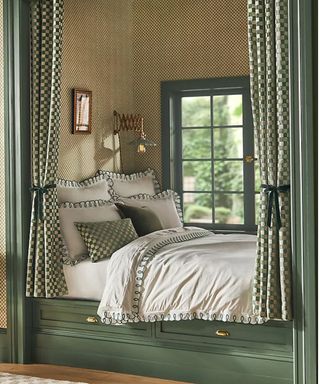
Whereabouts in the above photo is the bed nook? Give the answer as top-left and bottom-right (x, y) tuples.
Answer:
(27, 0), (294, 383)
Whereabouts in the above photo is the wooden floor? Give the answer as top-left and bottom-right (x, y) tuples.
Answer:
(0, 364), (188, 384)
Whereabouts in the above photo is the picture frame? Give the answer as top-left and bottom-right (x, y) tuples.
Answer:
(73, 89), (92, 134)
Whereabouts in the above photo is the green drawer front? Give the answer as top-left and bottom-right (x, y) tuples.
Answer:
(156, 319), (292, 353)
(32, 299), (151, 338)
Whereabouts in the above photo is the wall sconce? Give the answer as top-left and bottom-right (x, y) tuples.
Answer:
(113, 110), (156, 153)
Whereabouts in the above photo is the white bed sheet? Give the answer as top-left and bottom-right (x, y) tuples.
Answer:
(63, 258), (110, 301)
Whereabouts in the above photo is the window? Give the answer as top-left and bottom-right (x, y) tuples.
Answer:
(161, 77), (259, 232)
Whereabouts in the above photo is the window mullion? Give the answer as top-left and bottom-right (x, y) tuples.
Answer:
(210, 95), (215, 225)
(175, 95), (183, 208)
(242, 88), (255, 226)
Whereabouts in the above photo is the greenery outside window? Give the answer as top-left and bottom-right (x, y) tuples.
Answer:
(161, 77), (259, 232)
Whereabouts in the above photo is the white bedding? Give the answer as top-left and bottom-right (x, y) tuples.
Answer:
(98, 227), (262, 324)
(63, 258), (109, 301)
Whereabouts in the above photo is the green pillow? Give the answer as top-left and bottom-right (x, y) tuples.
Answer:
(115, 203), (163, 236)
(75, 218), (138, 262)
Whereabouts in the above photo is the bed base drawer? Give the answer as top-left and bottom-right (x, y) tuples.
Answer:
(32, 298), (292, 355)
(156, 319), (292, 353)
(32, 298), (151, 338)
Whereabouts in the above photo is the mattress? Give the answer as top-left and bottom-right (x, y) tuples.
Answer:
(63, 258), (110, 301)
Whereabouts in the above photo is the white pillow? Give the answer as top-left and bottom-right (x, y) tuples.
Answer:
(59, 200), (121, 263)
(119, 190), (183, 229)
(57, 175), (111, 204)
(96, 168), (160, 197)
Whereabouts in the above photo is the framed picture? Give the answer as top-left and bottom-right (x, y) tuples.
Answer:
(73, 89), (92, 134)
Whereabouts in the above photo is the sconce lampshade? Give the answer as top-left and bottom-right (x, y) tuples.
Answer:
(129, 133), (156, 153)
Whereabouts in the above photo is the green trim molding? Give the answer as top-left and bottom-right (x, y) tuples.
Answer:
(289, 0), (317, 382)
(4, 0), (31, 363)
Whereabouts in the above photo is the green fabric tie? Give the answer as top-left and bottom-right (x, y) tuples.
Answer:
(30, 184), (56, 221)
(261, 184), (290, 230)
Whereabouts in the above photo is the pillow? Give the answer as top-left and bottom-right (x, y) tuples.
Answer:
(75, 218), (138, 262)
(57, 174), (112, 204)
(59, 200), (121, 263)
(96, 168), (160, 197)
(118, 190), (183, 229)
(115, 203), (163, 236)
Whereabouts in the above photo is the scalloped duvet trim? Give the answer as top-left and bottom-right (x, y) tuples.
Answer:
(101, 311), (267, 325)
(97, 168), (161, 194)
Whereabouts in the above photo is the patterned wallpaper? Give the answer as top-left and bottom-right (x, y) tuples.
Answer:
(0, 0), (248, 326)
(132, 0), (250, 184)
(0, 0), (6, 328)
(58, 0), (249, 186)
(58, 0), (135, 180)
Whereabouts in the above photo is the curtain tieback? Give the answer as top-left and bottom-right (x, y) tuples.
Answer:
(30, 184), (56, 221)
(261, 184), (290, 230)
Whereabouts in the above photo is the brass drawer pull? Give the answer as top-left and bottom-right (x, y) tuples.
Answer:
(86, 316), (98, 324)
(215, 329), (230, 337)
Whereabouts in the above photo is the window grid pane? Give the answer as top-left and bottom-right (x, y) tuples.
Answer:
(182, 160), (212, 192)
(213, 127), (243, 159)
(181, 96), (211, 127)
(213, 95), (243, 126)
(214, 193), (244, 224)
(213, 160), (243, 192)
(183, 193), (212, 224)
(182, 128), (211, 159)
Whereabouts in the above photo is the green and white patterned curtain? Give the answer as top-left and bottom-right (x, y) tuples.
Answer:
(26, 0), (67, 297)
(248, 0), (292, 320)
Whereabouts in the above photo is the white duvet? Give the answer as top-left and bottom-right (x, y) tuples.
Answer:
(98, 227), (262, 324)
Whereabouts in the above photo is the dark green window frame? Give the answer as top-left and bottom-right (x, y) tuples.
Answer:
(161, 76), (257, 232)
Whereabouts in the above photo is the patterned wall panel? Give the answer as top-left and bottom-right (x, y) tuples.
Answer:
(0, 0), (6, 328)
(58, 0), (135, 180)
(132, 0), (250, 185)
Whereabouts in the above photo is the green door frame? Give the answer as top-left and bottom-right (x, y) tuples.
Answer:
(4, 0), (31, 363)
(3, 0), (317, 382)
(289, 0), (317, 382)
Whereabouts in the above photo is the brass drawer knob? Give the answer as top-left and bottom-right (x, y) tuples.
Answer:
(86, 316), (98, 324)
(215, 329), (230, 337)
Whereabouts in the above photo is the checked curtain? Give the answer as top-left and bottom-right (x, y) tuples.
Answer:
(26, 0), (67, 297)
(248, 0), (292, 320)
